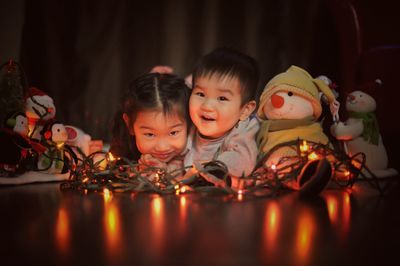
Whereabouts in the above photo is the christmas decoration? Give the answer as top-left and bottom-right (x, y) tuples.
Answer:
(330, 82), (398, 177)
(0, 60), (76, 183)
(65, 125), (92, 157)
(25, 86), (56, 141)
(37, 120), (69, 174)
(60, 135), (387, 200)
(0, 60), (27, 126)
(0, 60), (39, 176)
(255, 65), (340, 196)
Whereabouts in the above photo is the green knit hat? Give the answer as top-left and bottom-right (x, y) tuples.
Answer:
(257, 65), (336, 119)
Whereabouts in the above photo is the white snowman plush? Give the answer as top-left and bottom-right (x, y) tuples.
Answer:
(256, 65), (339, 195)
(330, 89), (397, 178)
(65, 125), (92, 157)
(25, 87), (56, 141)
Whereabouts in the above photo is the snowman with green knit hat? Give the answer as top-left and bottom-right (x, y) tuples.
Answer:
(256, 65), (339, 196)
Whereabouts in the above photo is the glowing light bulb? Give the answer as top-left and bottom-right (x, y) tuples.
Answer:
(271, 164), (277, 171)
(180, 186), (187, 193)
(308, 152), (318, 161)
(108, 152), (116, 162)
(56, 142), (65, 149)
(300, 140), (309, 153)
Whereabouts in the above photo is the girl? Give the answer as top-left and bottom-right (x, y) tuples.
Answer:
(110, 73), (191, 172)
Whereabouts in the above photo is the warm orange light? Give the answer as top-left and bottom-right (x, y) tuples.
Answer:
(103, 188), (112, 203)
(323, 192), (352, 242)
(56, 142), (65, 149)
(180, 196), (186, 207)
(56, 208), (70, 254)
(180, 186), (187, 193)
(264, 202), (280, 245)
(150, 196), (165, 258)
(237, 189), (244, 201)
(108, 152), (116, 162)
(83, 177), (89, 183)
(271, 164), (277, 171)
(326, 195), (339, 225)
(307, 152), (318, 161)
(104, 202), (121, 258)
(300, 140), (309, 153)
(295, 210), (315, 263)
(152, 196), (162, 217)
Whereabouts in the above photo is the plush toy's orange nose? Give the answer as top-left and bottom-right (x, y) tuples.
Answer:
(271, 94), (284, 108)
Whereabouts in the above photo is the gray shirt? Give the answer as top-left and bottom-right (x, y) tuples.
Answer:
(183, 116), (260, 177)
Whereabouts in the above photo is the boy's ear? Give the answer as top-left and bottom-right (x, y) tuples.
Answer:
(122, 113), (134, 135)
(239, 100), (257, 121)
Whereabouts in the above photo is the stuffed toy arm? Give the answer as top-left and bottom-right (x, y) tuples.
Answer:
(330, 120), (364, 140)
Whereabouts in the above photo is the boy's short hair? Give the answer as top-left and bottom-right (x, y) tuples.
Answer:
(192, 47), (259, 105)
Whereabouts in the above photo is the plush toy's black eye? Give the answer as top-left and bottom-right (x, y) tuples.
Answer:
(57, 128), (60, 132)
(359, 94), (363, 97)
(288, 91), (293, 96)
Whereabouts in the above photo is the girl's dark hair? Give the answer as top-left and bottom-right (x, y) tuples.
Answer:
(192, 47), (259, 105)
(110, 73), (190, 161)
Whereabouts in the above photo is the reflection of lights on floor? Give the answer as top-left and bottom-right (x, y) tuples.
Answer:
(103, 196), (121, 257)
(103, 188), (112, 203)
(296, 210), (314, 262)
(179, 196), (188, 235)
(237, 190), (243, 201)
(324, 192), (352, 241)
(264, 202), (280, 248)
(180, 196), (186, 207)
(150, 196), (165, 259)
(152, 196), (162, 217)
(326, 195), (339, 225)
(56, 208), (70, 254)
(106, 205), (117, 233)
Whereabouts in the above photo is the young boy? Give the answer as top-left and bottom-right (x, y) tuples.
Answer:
(183, 47), (260, 188)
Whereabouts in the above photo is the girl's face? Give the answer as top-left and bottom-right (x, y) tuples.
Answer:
(129, 109), (187, 163)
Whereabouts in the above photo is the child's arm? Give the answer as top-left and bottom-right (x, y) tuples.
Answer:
(215, 117), (260, 178)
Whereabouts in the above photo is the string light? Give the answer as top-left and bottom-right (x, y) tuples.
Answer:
(60, 139), (384, 198)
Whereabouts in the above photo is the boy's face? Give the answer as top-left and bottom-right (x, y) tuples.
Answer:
(190, 74), (255, 139)
(127, 110), (187, 163)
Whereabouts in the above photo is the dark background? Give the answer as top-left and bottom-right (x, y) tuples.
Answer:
(1, 0), (399, 165)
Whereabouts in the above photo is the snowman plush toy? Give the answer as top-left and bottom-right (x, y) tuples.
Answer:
(37, 120), (69, 174)
(25, 87), (56, 141)
(330, 85), (398, 178)
(256, 65), (340, 196)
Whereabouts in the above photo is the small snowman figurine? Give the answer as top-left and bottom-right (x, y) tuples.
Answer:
(0, 112), (30, 176)
(25, 87), (56, 141)
(330, 81), (398, 178)
(256, 65), (339, 196)
(37, 120), (69, 174)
